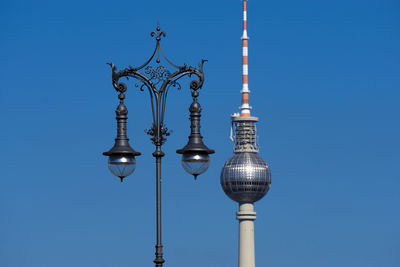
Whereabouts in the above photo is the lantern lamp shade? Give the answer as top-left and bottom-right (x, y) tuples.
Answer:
(181, 152), (210, 178)
(177, 138), (214, 178)
(108, 155), (136, 181)
(103, 136), (141, 181)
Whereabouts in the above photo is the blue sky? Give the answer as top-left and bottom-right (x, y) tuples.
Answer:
(0, 0), (399, 266)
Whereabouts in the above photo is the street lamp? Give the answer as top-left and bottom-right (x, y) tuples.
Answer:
(103, 25), (214, 267)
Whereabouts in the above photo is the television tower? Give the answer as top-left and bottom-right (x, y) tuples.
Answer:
(220, 1), (272, 267)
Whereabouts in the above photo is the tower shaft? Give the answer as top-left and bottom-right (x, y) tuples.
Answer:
(237, 203), (256, 267)
(241, 0), (251, 117)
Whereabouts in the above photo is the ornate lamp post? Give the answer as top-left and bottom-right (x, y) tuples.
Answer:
(103, 25), (214, 267)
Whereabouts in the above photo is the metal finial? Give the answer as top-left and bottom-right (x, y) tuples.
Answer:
(151, 23), (166, 40)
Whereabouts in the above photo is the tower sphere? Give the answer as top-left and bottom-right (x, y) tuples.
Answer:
(220, 152), (271, 203)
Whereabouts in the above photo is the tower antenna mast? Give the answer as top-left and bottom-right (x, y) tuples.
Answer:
(240, 0), (251, 117)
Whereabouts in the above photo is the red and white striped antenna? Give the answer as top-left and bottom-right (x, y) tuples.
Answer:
(240, 0), (251, 117)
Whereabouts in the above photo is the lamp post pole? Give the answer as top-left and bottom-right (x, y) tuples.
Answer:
(103, 25), (214, 267)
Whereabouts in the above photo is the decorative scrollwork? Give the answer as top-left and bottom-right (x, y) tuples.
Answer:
(108, 24), (207, 148)
(161, 126), (172, 137)
(190, 80), (200, 90)
(145, 124), (172, 146)
(145, 125), (155, 137)
(170, 80), (181, 91)
(116, 82), (127, 93)
(135, 79), (151, 92)
(144, 65), (172, 86)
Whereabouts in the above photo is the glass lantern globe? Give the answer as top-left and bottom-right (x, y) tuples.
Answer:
(181, 152), (210, 178)
(108, 155), (136, 181)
